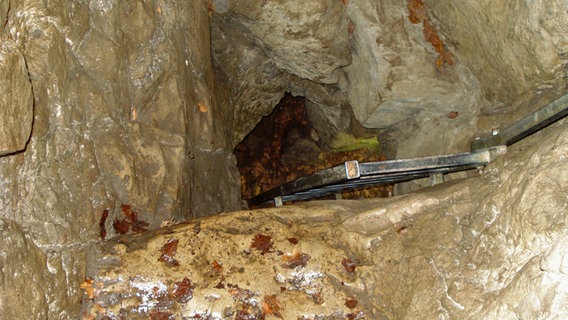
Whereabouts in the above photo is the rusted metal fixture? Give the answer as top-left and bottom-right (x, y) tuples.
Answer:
(249, 92), (567, 207)
(248, 148), (500, 206)
(471, 93), (568, 151)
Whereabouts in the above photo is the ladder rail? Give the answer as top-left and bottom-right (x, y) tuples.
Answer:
(247, 92), (568, 207)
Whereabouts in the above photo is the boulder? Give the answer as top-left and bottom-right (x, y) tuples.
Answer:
(84, 116), (568, 319)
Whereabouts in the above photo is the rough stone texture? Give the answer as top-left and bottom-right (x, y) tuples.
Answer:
(345, 0), (470, 126)
(213, 0), (567, 194)
(426, 0), (568, 104)
(212, 0), (485, 161)
(0, 0), (239, 239)
(86, 118), (568, 319)
(0, 219), (52, 318)
(211, 0), (351, 144)
(0, 0), (567, 318)
(213, 0), (567, 160)
(227, 0), (351, 84)
(0, 218), (88, 319)
(0, 0), (239, 317)
(304, 100), (351, 149)
(211, 18), (290, 145)
(344, 0), (484, 159)
(0, 40), (33, 155)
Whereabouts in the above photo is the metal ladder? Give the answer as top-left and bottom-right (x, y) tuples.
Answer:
(248, 93), (568, 207)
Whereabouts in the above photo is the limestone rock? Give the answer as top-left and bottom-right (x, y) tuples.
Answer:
(0, 0), (240, 238)
(0, 2), (8, 34)
(0, 218), (88, 319)
(187, 148), (241, 218)
(218, 0), (351, 84)
(0, 0), (567, 318)
(213, 0), (565, 162)
(0, 40), (33, 155)
(211, 0), (351, 144)
(0, 0), (240, 316)
(305, 100), (351, 148)
(344, 0), (483, 158)
(85, 117), (568, 319)
(213, 0), (485, 160)
(426, 0), (568, 104)
(212, 19), (289, 144)
(0, 219), (51, 318)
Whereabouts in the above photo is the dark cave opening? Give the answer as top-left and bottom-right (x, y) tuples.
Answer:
(234, 93), (393, 205)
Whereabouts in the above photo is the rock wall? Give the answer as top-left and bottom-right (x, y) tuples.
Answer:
(84, 116), (568, 319)
(1, 0), (567, 318)
(211, 0), (351, 144)
(343, 0), (483, 159)
(426, 0), (568, 104)
(0, 219), (54, 318)
(0, 40), (33, 155)
(212, 0), (567, 159)
(0, 0), (240, 317)
(211, 0), (482, 158)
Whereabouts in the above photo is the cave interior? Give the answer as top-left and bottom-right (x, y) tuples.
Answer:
(0, 0), (567, 319)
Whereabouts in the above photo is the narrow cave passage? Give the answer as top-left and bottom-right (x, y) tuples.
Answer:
(2, 0), (567, 318)
(233, 93), (392, 205)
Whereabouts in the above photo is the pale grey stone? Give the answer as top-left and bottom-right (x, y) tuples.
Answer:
(228, 0), (351, 84)
(344, 0), (484, 160)
(211, 0), (351, 144)
(427, 0), (568, 104)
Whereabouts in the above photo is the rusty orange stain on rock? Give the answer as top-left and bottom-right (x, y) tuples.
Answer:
(407, 0), (454, 70)
(197, 102), (208, 113)
(250, 233), (273, 255)
(345, 295), (358, 309)
(423, 20), (454, 68)
(407, 0), (427, 24)
(447, 111), (459, 119)
(281, 248), (311, 269)
(158, 238), (180, 267)
(171, 277), (194, 303)
(80, 278), (95, 299)
(262, 295), (283, 318)
(342, 258), (357, 273)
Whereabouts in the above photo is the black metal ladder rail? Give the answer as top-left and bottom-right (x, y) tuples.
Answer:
(247, 93), (568, 207)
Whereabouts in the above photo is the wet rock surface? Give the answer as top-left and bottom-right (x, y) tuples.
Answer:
(0, 0), (566, 318)
(0, 40), (33, 155)
(0, 0), (239, 241)
(0, 219), (52, 318)
(213, 0), (567, 160)
(0, 0), (239, 317)
(211, 0), (484, 160)
(85, 119), (568, 319)
(211, 0), (351, 144)
(426, 0), (568, 104)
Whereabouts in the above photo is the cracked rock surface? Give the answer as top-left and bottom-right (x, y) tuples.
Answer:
(0, 0), (567, 318)
(85, 118), (568, 319)
(0, 1), (239, 317)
